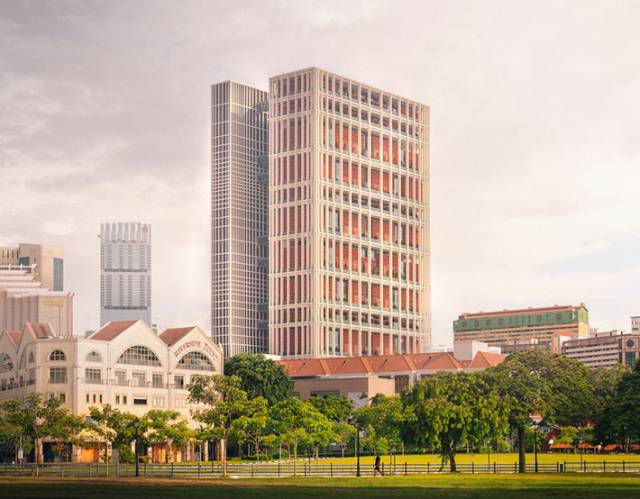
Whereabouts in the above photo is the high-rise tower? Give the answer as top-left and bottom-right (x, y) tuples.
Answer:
(268, 68), (430, 357)
(211, 81), (269, 357)
(100, 222), (151, 326)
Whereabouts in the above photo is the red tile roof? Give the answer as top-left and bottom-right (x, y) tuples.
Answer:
(24, 322), (54, 339)
(91, 320), (138, 341)
(6, 330), (22, 346)
(159, 327), (195, 346)
(278, 351), (505, 378)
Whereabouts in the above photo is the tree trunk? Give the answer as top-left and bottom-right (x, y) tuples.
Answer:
(34, 437), (39, 477)
(444, 442), (457, 473)
(518, 426), (526, 473)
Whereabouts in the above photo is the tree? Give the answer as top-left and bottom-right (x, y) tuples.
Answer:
(307, 396), (353, 423)
(1, 394), (84, 473)
(224, 354), (294, 404)
(403, 372), (508, 472)
(595, 360), (640, 452)
(357, 395), (406, 460)
(231, 397), (272, 461)
(589, 365), (627, 424)
(188, 374), (250, 474)
(333, 421), (356, 458)
(145, 410), (192, 463)
(88, 405), (147, 463)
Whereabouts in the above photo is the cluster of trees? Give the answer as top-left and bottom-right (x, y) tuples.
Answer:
(0, 351), (637, 473)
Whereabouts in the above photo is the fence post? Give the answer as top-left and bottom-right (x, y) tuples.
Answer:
(278, 462), (281, 477)
(405, 462), (408, 475)
(623, 460), (626, 473)
(493, 462), (496, 474)
(472, 462), (474, 474)
(170, 462), (174, 478)
(603, 460), (605, 473)
(514, 463), (517, 473)
(382, 463), (385, 475)
(330, 463), (333, 477)
(198, 461), (201, 479)
(556, 461), (559, 473)
(427, 462), (430, 474)
(61, 464), (64, 477)
(293, 461), (296, 477)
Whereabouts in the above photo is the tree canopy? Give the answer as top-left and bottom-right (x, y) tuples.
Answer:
(224, 353), (294, 404)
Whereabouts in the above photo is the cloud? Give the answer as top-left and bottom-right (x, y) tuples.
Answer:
(1, 0), (639, 345)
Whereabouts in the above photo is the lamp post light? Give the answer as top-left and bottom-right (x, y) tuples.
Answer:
(530, 413), (543, 473)
(133, 417), (140, 478)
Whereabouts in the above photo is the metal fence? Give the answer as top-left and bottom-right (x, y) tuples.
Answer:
(0, 460), (639, 478)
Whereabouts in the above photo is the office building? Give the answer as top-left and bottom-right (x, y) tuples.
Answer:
(278, 341), (503, 403)
(0, 266), (73, 336)
(211, 81), (269, 357)
(562, 330), (640, 368)
(0, 243), (64, 291)
(100, 222), (152, 326)
(0, 320), (223, 463)
(268, 68), (431, 357)
(453, 304), (589, 350)
(631, 315), (640, 335)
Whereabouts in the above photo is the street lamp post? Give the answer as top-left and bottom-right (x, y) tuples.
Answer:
(133, 417), (140, 478)
(356, 428), (361, 477)
(529, 413), (543, 473)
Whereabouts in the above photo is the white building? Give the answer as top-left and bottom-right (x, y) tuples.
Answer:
(562, 329), (640, 368)
(0, 320), (223, 463)
(0, 266), (74, 336)
(100, 222), (152, 326)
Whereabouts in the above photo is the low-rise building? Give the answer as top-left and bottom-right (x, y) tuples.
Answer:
(0, 243), (64, 291)
(453, 304), (589, 351)
(562, 330), (640, 368)
(0, 266), (74, 336)
(278, 341), (505, 404)
(0, 319), (223, 463)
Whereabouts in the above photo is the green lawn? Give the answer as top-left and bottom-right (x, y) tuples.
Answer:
(1, 475), (640, 498)
(315, 452), (638, 465)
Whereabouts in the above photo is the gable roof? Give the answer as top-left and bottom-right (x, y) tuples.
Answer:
(90, 320), (138, 341)
(278, 350), (505, 378)
(6, 330), (22, 347)
(24, 322), (54, 339)
(159, 327), (195, 346)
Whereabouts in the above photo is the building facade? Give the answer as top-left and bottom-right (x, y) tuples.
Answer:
(211, 81), (269, 357)
(453, 304), (589, 350)
(100, 222), (152, 326)
(562, 330), (640, 368)
(0, 244), (64, 291)
(268, 68), (431, 357)
(631, 316), (640, 335)
(0, 266), (73, 336)
(278, 341), (503, 402)
(0, 320), (223, 462)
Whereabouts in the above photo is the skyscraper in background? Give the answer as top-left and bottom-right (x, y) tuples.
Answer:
(211, 81), (269, 357)
(268, 68), (431, 357)
(100, 222), (151, 326)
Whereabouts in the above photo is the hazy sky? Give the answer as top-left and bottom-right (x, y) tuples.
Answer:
(1, 0), (639, 348)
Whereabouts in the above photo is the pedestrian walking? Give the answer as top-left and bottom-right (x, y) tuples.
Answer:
(374, 454), (384, 476)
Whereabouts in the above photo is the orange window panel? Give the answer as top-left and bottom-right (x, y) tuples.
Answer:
(372, 134), (380, 160)
(382, 137), (389, 162)
(334, 242), (341, 269)
(351, 213), (359, 236)
(382, 252), (390, 277)
(392, 254), (399, 278)
(371, 217), (380, 240)
(351, 281), (359, 305)
(383, 286), (390, 309)
(408, 143), (414, 168)
(371, 284), (380, 307)
(342, 210), (349, 235)
(383, 220), (391, 243)
(371, 169), (381, 191)
(382, 172), (390, 194)
(392, 139), (398, 165)
(351, 128), (359, 154)
(351, 246), (359, 272)
(342, 244), (349, 270)
(334, 122), (341, 151)
(401, 289), (407, 310)
(342, 126), (349, 151)
(351, 163), (359, 186)
(327, 156), (333, 180)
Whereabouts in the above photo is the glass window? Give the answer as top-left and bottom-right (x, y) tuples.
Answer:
(86, 351), (102, 362)
(152, 373), (163, 388)
(85, 368), (101, 384)
(115, 370), (126, 386)
(0, 354), (13, 373)
(132, 372), (146, 387)
(174, 375), (185, 389)
(49, 350), (66, 362)
(49, 367), (67, 384)
(625, 351), (636, 367)
(176, 352), (214, 371)
(133, 397), (147, 406)
(116, 346), (161, 366)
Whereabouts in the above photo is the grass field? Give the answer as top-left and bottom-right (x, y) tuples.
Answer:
(1, 474), (640, 498)
(305, 452), (639, 465)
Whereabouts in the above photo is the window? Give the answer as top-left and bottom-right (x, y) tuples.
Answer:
(152, 373), (163, 388)
(116, 346), (161, 366)
(176, 352), (214, 371)
(174, 375), (185, 389)
(49, 367), (67, 384)
(132, 372), (146, 387)
(133, 397), (147, 406)
(58, 393), (66, 403)
(85, 368), (102, 384)
(123, 396), (127, 405)
(625, 351), (636, 367)
(114, 370), (126, 386)
(28, 352), (34, 364)
(0, 354), (13, 373)
(86, 351), (102, 362)
(115, 395), (120, 404)
(49, 350), (66, 362)
(626, 339), (635, 348)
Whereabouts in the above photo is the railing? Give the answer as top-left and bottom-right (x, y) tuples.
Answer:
(1, 460), (639, 478)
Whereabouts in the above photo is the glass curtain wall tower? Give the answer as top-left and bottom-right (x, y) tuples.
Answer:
(268, 68), (431, 357)
(211, 81), (269, 357)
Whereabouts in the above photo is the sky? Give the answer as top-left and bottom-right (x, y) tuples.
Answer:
(1, 0), (639, 348)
